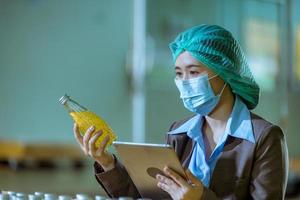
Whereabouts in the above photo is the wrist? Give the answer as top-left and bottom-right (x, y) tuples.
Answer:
(96, 154), (115, 171)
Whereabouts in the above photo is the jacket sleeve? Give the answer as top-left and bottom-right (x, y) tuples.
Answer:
(94, 155), (141, 198)
(249, 125), (288, 199)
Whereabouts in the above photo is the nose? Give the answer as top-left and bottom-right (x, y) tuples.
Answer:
(182, 72), (190, 80)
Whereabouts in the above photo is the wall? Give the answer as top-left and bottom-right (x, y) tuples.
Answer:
(0, 0), (133, 144)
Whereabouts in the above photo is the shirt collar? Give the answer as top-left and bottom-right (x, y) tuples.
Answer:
(167, 96), (255, 143)
(226, 96), (255, 143)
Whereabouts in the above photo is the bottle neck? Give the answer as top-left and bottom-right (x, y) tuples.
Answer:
(59, 95), (87, 113)
(64, 99), (87, 113)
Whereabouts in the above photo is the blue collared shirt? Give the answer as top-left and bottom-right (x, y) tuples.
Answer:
(167, 96), (255, 187)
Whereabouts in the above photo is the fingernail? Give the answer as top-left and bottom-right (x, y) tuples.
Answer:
(96, 131), (101, 135)
(89, 126), (95, 131)
(164, 168), (170, 174)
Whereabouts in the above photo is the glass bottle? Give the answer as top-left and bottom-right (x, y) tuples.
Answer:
(59, 94), (117, 148)
(44, 194), (57, 200)
(0, 193), (10, 200)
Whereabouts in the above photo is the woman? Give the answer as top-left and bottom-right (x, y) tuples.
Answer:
(73, 24), (288, 199)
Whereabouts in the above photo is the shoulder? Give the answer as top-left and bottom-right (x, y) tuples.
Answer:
(167, 114), (197, 132)
(165, 115), (195, 146)
(250, 112), (285, 146)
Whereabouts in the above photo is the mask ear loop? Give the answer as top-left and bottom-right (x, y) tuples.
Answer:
(208, 74), (227, 96)
(208, 73), (219, 80)
(218, 82), (227, 97)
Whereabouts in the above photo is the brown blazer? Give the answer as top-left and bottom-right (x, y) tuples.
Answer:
(94, 112), (288, 200)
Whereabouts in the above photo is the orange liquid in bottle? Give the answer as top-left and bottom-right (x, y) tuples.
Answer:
(70, 111), (117, 148)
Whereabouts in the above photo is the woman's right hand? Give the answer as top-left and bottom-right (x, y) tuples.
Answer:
(73, 123), (115, 171)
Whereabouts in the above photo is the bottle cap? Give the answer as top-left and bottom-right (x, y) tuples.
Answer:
(75, 194), (90, 200)
(58, 195), (72, 200)
(15, 193), (27, 200)
(118, 197), (133, 200)
(28, 195), (38, 200)
(94, 196), (106, 200)
(44, 193), (57, 200)
(59, 94), (70, 105)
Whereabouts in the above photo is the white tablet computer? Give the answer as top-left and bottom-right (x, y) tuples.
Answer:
(113, 141), (187, 199)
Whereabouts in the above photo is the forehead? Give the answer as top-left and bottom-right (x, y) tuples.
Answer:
(174, 51), (206, 70)
(174, 51), (217, 76)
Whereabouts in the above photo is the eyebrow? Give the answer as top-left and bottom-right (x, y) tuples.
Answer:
(174, 64), (202, 70)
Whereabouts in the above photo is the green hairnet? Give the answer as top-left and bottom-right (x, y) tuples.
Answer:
(169, 24), (260, 110)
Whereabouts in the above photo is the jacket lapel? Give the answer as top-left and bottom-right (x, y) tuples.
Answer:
(179, 134), (196, 169)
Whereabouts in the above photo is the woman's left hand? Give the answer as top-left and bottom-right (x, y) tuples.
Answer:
(156, 166), (204, 200)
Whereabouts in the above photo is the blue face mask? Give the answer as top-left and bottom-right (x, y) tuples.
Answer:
(174, 73), (226, 115)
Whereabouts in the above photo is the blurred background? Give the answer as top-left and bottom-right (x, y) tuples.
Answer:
(0, 0), (300, 198)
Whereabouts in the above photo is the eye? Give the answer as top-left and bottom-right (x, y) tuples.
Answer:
(190, 71), (200, 75)
(175, 71), (182, 78)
